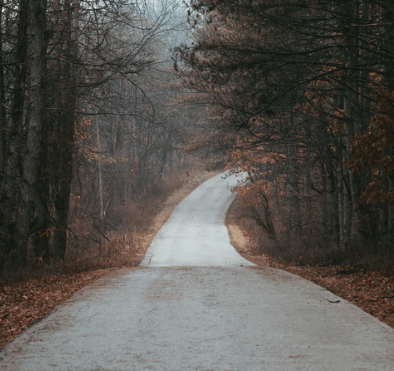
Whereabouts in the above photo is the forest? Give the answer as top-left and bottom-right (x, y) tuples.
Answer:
(2, 0), (394, 350)
(1, 0), (394, 274)
(0, 0), (211, 274)
(176, 0), (394, 268)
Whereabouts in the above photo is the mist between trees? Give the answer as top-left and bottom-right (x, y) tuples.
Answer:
(0, 0), (213, 275)
(3, 0), (394, 276)
(175, 0), (394, 268)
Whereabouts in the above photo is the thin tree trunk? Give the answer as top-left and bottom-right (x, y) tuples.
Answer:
(319, 160), (328, 239)
(0, 0), (6, 270)
(337, 161), (345, 247)
(329, 170), (340, 245)
(97, 121), (104, 220)
(303, 143), (312, 235)
(388, 179), (394, 244)
(0, 0), (5, 177)
(343, 0), (361, 243)
(286, 110), (301, 238)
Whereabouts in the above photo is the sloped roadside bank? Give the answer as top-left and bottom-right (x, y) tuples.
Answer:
(0, 170), (216, 350)
(226, 194), (394, 330)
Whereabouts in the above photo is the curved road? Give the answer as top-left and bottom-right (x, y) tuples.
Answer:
(140, 172), (253, 267)
(1, 173), (394, 370)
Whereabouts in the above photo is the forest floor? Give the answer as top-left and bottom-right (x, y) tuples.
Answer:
(0, 170), (216, 350)
(226, 197), (394, 330)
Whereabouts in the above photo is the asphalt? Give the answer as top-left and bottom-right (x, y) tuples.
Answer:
(1, 172), (394, 370)
(140, 172), (253, 267)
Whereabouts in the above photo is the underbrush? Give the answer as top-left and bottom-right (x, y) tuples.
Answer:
(65, 168), (212, 272)
(65, 196), (163, 272)
(0, 167), (214, 286)
(0, 167), (216, 350)
(227, 194), (394, 275)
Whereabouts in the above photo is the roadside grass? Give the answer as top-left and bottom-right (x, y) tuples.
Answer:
(226, 193), (394, 330)
(0, 169), (216, 350)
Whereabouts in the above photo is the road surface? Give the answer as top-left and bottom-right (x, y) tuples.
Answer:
(140, 172), (252, 267)
(1, 172), (394, 370)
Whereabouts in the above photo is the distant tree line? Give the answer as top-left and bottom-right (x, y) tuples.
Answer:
(176, 0), (394, 253)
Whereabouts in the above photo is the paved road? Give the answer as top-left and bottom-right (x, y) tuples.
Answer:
(1, 173), (394, 370)
(140, 172), (253, 267)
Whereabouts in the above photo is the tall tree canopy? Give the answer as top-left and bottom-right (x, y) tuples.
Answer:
(0, 0), (193, 271)
(176, 0), (394, 249)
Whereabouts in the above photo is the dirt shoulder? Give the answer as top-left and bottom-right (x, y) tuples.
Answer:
(226, 196), (394, 330)
(0, 171), (216, 350)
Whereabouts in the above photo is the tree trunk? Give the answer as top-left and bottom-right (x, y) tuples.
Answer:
(329, 168), (340, 245)
(97, 120), (104, 220)
(0, 0), (5, 178)
(0, 0), (6, 269)
(286, 110), (301, 238)
(319, 160), (328, 239)
(337, 159), (346, 247)
(303, 143), (312, 235)
(12, 0), (47, 267)
(388, 179), (394, 244)
(1, 0), (29, 269)
(343, 0), (362, 243)
(50, 0), (78, 263)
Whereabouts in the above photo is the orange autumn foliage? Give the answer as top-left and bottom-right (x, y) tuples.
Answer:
(349, 86), (394, 206)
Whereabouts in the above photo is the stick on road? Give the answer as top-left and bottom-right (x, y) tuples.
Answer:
(1, 173), (394, 370)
